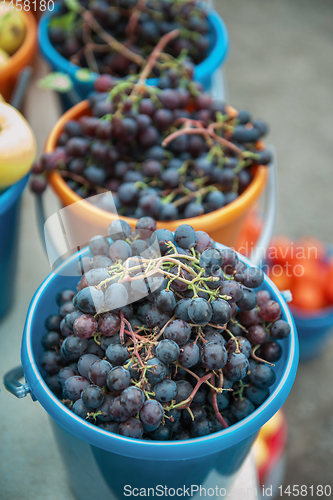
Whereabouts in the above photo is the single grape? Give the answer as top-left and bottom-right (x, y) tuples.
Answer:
(223, 352), (249, 381)
(211, 298), (232, 324)
(61, 336), (88, 361)
(249, 364), (276, 390)
(163, 319), (191, 346)
(104, 283), (129, 311)
(106, 343), (129, 366)
(246, 325), (267, 345)
(98, 313), (121, 337)
(109, 397), (131, 422)
(174, 225), (197, 249)
(41, 331), (61, 351)
(200, 341), (228, 370)
(88, 360), (112, 387)
(140, 400), (164, 432)
(236, 288), (258, 311)
(226, 337), (251, 358)
(244, 385), (270, 406)
(242, 268), (264, 288)
(107, 366), (131, 392)
(121, 386), (145, 414)
(154, 379), (177, 403)
(81, 384), (105, 409)
(156, 339), (180, 364)
(155, 289), (177, 313)
(74, 287), (104, 315)
(77, 354), (100, 379)
(119, 417), (143, 439)
(178, 342), (200, 368)
(146, 357), (167, 386)
(73, 314), (98, 339)
(188, 298), (212, 325)
(40, 351), (63, 375)
(63, 376), (90, 402)
(231, 397), (255, 421)
(270, 319), (291, 339)
(191, 418), (211, 438)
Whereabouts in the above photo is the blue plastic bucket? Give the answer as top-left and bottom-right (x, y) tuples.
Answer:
(38, 4), (229, 102)
(0, 174), (29, 320)
(290, 304), (333, 361)
(20, 244), (298, 499)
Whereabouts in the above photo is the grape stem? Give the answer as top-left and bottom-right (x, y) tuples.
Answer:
(210, 375), (229, 429)
(120, 311), (145, 368)
(251, 345), (275, 367)
(81, 8), (145, 67)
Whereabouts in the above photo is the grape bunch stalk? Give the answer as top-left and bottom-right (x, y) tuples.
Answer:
(40, 218), (291, 440)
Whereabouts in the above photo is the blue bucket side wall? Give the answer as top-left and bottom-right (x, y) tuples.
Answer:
(0, 175), (28, 320)
(50, 418), (257, 500)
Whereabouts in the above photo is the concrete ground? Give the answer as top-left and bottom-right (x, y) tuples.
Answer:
(0, 0), (333, 498)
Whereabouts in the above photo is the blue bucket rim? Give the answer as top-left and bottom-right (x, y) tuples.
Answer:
(0, 174), (29, 217)
(21, 243), (298, 461)
(38, 3), (229, 89)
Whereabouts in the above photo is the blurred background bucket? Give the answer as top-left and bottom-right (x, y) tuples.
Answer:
(0, 10), (37, 102)
(0, 174), (29, 320)
(289, 305), (333, 362)
(3, 244), (298, 498)
(38, 3), (229, 107)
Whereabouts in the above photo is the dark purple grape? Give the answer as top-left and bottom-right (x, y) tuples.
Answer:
(74, 287), (104, 315)
(211, 298), (232, 325)
(104, 283), (129, 311)
(260, 300), (281, 322)
(158, 203), (179, 221)
(121, 386), (145, 414)
(63, 376), (90, 402)
(155, 289), (176, 313)
(246, 325), (267, 346)
(174, 299), (191, 322)
(200, 341), (228, 370)
(163, 319), (191, 346)
(231, 397), (255, 421)
(239, 309), (260, 327)
(81, 384), (105, 409)
(220, 281), (243, 303)
(244, 385), (270, 406)
(151, 229), (174, 254)
(223, 352), (249, 381)
(88, 360), (112, 387)
(236, 288), (258, 311)
(40, 351), (63, 375)
(249, 364), (276, 390)
(77, 354), (100, 379)
(178, 342), (200, 368)
(106, 343), (129, 366)
(61, 336), (88, 361)
(174, 224), (197, 249)
(140, 399), (164, 432)
(242, 267), (264, 288)
(154, 379), (177, 403)
(108, 220), (132, 241)
(118, 182), (139, 205)
(188, 298), (212, 325)
(98, 313), (121, 337)
(270, 320), (291, 339)
(41, 331), (61, 351)
(109, 397), (131, 422)
(146, 357), (167, 386)
(73, 314), (98, 339)
(156, 339), (180, 364)
(146, 305), (172, 330)
(136, 216), (157, 240)
(72, 399), (93, 421)
(107, 366), (131, 392)
(45, 315), (61, 332)
(119, 417), (143, 439)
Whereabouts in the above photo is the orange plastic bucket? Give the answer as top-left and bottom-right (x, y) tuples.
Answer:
(46, 100), (268, 247)
(0, 10), (37, 102)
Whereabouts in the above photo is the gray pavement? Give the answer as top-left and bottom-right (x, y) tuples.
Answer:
(0, 0), (333, 498)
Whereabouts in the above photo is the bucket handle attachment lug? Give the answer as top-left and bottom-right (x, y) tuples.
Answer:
(3, 366), (31, 399)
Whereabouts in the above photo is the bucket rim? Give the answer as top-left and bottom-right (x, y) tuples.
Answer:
(0, 174), (29, 217)
(38, 3), (229, 89)
(21, 243), (299, 460)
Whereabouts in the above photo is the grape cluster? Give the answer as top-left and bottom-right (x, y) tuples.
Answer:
(31, 65), (271, 221)
(40, 218), (291, 440)
(48, 0), (210, 78)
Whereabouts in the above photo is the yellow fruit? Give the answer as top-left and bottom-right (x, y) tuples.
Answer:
(0, 4), (26, 56)
(0, 47), (9, 66)
(0, 101), (36, 188)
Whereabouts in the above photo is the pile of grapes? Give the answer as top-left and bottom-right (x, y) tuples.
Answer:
(40, 218), (291, 440)
(31, 61), (271, 221)
(48, 0), (210, 77)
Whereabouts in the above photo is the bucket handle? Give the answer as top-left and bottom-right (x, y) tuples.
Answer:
(34, 146), (277, 266)
(3, 366), (31, 399)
